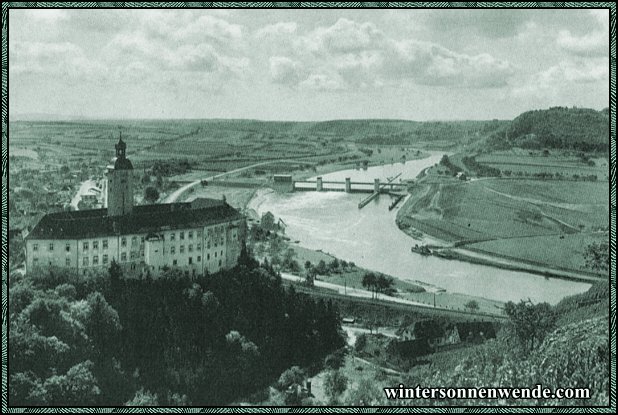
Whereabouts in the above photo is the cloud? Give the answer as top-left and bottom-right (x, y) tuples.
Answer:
(511, 59), (608, 98)
(299, 73), (346, 91)
(269, 56), (306, 85)
(305, 18), (385, 54)
(175, 14), (244, 43)
(255, 22), (298, 38)
(9, 41), (106, 79)
(268, 18), (514, 91)
(556, 10), (608, 57)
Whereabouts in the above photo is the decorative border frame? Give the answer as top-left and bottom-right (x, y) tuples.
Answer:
(1, 2), (615, 413)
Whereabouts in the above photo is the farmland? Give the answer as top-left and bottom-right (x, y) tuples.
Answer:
(397, 148), (609, 277)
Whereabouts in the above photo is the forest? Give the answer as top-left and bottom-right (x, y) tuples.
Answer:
(9, 251), (345, 406)
(487, 107), (608, 152)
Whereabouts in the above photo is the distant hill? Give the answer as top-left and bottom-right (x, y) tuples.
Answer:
(488, 107), (608, 152)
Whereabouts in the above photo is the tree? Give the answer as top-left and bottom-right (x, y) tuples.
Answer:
(504, 300), (556, 351)
(126, 388), (159, 406)
(143, 186), (159, 204)
(315, 260), (328, 275)
(324, 370), (348, 404)
(464, 300), (479, 312)
(261, 211), (276, 230)
(584, 242), (609, 271)
(108, 259), (122, 285)
(376, 274), (395, 297)
(277, 366), (306, 391)
(85, 292), (122, 358)
(362, 272), (378, 299)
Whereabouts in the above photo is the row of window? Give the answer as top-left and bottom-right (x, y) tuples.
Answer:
(33, 254), (224, 269)
(31, 228), (236, 254)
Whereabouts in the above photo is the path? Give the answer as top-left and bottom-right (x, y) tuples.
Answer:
(164, 160), (313, 203)
(450, 248), (602, 283)
(280, 272), (505, 317)
(70, 179), (99, 210)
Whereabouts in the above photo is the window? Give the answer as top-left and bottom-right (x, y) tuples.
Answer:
(33, 244), (38, 251)
(121, 237), (127, 247)
(66, 243), (71, 252)
(83, 241), (89, 251)
(33, 257), (39, 265)
(207, 241), (211, 249)
(173, 259), (177, 266)
(83, 257), (89, 266)
(189, 231), (193, 239)
(131, 236), (137, 245)
(170, 233), (175, 241)
(220, 250), (223, 257)
(214, 252), (217, 258)
(180, 245), (185, 254)
(218, 259), (222, 267)
(197, 230), (202, 237)
(197, 243), (201, 251)
(171, 246), (176, 254)
(180, 231), (185, 240)
(93, 241), (99, 250)
(102, 240), (108, 249)
(66, 258), (71, 266)
(49, 243), (54, 251)
(121, 252), (127, 262)
(103, 254), (108, 265)
(197, 256), (201, 262)
(189, 257), (193, 265)
(207, 253), (210, 260)
(93, 255), (99, 266)
(130, 252), (136, 260)
(188, 244), (193, 253)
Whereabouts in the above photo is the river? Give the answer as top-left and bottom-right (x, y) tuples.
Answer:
(247, 152), (591, 304)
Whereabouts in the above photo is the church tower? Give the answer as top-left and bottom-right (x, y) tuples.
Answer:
(106, 134), (134, 216)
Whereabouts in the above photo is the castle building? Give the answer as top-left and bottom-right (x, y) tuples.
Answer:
(25, 137), (246, 277)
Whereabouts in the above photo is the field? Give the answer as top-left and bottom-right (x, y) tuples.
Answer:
(397, 149), (609, 276)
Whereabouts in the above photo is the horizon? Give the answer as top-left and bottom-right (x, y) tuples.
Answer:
(9, 104), (608, 124)
(8, 8), (610, 121)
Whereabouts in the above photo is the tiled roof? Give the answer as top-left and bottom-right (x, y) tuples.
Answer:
(26, 198), (242, 240)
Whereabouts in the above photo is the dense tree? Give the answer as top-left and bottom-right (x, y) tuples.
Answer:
(324, 369), (348, 404)
(143, 186), (159, 204)
(9, 258), (343, 406)
(504, 300), (556, 351)
(583, 242), (609, 271)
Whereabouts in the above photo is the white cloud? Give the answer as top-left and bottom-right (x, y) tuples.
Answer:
(557, 10), (608, 57)
(269, 56), (306, 85)
(256, 22), (298, 38)
(9, 41), (106, 79)
(175, 14), (243, 43)
(299, 73), (346, 91)
(557, 30), (607, 57)
(305, 18), (385, 54)
(511, 59), (608, 98)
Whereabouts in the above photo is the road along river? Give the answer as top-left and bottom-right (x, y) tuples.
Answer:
(247, 152), (591, 305)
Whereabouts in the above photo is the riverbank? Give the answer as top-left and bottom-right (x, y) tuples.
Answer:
(395, 180), (606, 284)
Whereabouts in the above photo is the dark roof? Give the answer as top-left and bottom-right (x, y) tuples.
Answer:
(114, 157), (134, 170)
(27, 198), (242, 240)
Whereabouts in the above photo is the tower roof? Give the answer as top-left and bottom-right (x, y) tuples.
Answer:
(113, 134), (133, 170)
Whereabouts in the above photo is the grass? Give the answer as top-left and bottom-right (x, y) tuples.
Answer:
(465, 232), (608, 275)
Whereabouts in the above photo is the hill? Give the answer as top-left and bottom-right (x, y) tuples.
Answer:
(487, 107), (608, 152)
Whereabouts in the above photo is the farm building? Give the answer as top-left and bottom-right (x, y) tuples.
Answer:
(25, 137), (246, 278)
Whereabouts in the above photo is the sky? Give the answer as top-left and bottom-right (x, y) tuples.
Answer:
(8, 8), (610, 121)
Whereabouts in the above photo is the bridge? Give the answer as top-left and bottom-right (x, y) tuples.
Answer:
(274, 174), (408, 209)
(292, 176), (406, 194)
